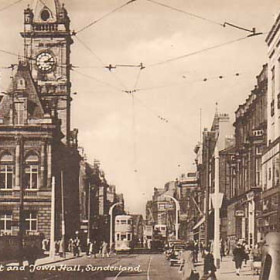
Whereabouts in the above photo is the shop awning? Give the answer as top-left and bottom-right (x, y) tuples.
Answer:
(193, 216), (205, 230)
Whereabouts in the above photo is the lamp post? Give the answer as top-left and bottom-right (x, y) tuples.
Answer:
(109, 202), (122, 250)
(164, 195), (180, 240)
(49, 176), (56, 259)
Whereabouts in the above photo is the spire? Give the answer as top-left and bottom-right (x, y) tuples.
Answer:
(32, 0), (66, 23)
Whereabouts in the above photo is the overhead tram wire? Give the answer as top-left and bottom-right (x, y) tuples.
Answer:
(72, 69), (124, 92)
(0, 0), (26, 13)
(145, 0), (260, 35)
(147, 34), (262, 68)
(73, 35), (129, 91)
(146, 0), (223, 27)
(136, 72), (244, 93)
(74, 0), (137, 35)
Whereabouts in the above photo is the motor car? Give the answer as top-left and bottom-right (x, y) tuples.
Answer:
(169, 244), (186, 266)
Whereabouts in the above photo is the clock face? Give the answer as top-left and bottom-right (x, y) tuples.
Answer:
(36, 52), (55, 72)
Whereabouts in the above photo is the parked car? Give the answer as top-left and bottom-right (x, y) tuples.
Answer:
(169, 244), (186, 266)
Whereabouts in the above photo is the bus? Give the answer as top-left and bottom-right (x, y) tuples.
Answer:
(114, 215), (133, 252)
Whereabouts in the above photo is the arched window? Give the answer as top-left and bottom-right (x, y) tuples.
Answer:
(24, 153), (39, 190)
(0, 153), (14, 189)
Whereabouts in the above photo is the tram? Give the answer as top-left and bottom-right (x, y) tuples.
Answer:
(114, 215), (133, 252)
(154, 224), (167, 238)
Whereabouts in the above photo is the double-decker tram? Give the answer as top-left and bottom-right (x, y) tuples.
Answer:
(114, 215), (133, 252)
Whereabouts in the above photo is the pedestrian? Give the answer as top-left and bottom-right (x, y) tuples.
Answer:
(87, 241), (93, 257)
(59, 238), (65, 258)
(233, 242), (245, 276)
(55, 240), (59, 255)
(91, 241), (99, 258)
(73, 237), (81, 257)
(202, 248), (216, 280)
(41, 238), (48, 252)
(220, 240), (225, 261)
(101, 241), (109, 258)
(24, 241), (40, 279)
(193, 241), (199, 263)
(242, 241), (250, 265)
(179, 244), (196, 280)
(68, 238), (74, 253)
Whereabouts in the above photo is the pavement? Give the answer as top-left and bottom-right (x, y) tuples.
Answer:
(194, 255), (259, 280)
(6, 251), (85, 266)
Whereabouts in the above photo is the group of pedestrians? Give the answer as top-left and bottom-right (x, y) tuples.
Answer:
(178, 241), (217, 280)
(232, 240), (262, 276)
(87, 240), (110, 258)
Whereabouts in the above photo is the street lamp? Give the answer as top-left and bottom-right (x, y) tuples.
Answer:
(109, 202), (122, 250)
(211, 147), (224, 269)
(164, 195), (180, 240)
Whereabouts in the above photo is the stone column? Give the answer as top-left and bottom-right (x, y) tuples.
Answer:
(40, 141), (46, 189)
(15, 136), (22, 190)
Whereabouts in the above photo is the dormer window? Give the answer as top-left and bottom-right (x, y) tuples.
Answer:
(41, 9), (50, 21)
(17, 78), (26, 90)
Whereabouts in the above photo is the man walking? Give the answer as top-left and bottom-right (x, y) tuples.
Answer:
(233, 242), (245, 276)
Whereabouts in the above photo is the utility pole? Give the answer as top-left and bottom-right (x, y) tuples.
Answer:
(49, 177), (56, 259)
(87, 182), (91, 244)
(164, 195), (180, 240)
(61, 171), (66, 257)
(205, 133), (210, 248)
(213, 147), (223, 269)
(109, 202), (122, 250)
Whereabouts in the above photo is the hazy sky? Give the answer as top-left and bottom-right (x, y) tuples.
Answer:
(0, 0), (279, 214)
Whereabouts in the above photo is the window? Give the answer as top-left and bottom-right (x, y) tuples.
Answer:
(41, 9), (50, 21)
(272, 67), (275, 99)
(116, 233), (120, 241)
(0, 212), (12, 232)
(127, 233), (131, 241)
(128, 219), (132, 225)
(121, 220), (126, 224)
(24, 153), (39, 189)
(24, 212), (37, 232)
(14, 101), (26, 125)
(0, 153), (13, 189)
(121, 234), (126, 240)
(17, 78), (26, 90)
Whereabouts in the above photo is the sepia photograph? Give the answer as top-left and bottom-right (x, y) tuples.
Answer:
(0, 0), (279, 279)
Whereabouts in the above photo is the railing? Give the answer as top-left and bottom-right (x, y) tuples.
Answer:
(0, 190), (38, 197)
(34, 24), (58, 32)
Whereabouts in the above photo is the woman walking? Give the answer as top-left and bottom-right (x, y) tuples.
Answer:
(203, 248), (216, 280)
(179, 244), (195, 280)
(233, 243), (245, 276)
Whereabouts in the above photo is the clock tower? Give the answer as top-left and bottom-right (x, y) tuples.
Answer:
(21, 0), (73, 144)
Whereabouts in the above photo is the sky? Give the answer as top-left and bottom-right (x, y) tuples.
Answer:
(0, 0), (279, 215)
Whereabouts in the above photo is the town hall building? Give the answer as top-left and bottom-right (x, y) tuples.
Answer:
(0, 0), (80, 240)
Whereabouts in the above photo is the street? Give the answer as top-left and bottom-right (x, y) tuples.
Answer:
(0, 253), (259, 280)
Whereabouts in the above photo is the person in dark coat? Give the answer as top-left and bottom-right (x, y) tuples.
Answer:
(24, 241), (40, 267)
(233, 243), (245, 276)
(203, 248), (216, 280)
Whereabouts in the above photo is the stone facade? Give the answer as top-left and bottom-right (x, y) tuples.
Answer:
(0, 0), (80, 241)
